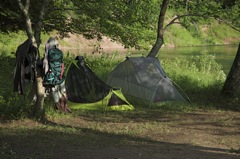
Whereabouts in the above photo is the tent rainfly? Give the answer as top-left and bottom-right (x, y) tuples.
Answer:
(106, 57), (186, 104)
(65, 56), (134, 111)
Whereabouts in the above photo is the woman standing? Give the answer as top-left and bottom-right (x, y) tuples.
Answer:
(43, 37), (71, 113)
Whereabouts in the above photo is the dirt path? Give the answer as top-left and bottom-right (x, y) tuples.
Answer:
(0, 110), (239, 159)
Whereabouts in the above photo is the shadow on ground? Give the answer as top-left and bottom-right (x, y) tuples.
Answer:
(0, 118), (239, 159)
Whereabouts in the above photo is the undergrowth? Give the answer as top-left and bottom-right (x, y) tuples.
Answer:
(0, 46), (239, 120)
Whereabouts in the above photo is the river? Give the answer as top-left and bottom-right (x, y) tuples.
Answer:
(132, 45), (239, 75)
(69, 44), (239, 75)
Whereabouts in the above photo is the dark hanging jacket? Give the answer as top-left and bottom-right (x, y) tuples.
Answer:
(13, 39), (35, 95)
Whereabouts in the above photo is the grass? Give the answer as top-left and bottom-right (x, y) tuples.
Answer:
(0, 34), (240, 158)
(1, 48), (239, 120)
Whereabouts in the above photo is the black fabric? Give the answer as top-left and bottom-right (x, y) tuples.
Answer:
(66, 56), (112, 103)
(13, 39), (36, 95)
(107, 93), (128, 106)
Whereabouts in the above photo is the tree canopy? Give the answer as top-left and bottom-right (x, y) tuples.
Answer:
(2, 0), (239, 120)
(1, 0), (239, 49)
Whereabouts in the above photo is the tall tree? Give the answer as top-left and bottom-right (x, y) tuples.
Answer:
(147, 0), (169, 57)
(148, 0), (240, 98)
(147, 0), (239, 57)
(2, 0), (238, 51)
(1, 0), (239, 118)
(220, 0), (240, 97)
(221, 44), (240, 97)
(17, 0), (48, 120)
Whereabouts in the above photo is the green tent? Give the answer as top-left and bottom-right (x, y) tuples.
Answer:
(106, 57), (186, 104)
(68, 89), (133, 111)
(66, 56), (134, 111)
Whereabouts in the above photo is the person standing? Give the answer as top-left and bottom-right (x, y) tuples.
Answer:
(43, 37), (71, 113)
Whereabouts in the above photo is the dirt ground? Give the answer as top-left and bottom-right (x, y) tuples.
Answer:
(0, 110), (240, 159)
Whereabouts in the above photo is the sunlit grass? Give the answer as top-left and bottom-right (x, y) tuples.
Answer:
(1, 41), (239, 119)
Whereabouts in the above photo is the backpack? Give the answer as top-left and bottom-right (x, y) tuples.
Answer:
(43, 48), (65, 87)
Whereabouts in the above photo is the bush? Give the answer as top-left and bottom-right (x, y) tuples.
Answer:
(160, 52), (226, 105)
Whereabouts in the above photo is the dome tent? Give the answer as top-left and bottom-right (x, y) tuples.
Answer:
(106, 57), (186, 105)
(65, 56), (134, 111)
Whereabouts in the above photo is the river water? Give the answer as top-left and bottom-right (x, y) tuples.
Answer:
(132, 45), (239, 75)
(69, 45), (239, 75)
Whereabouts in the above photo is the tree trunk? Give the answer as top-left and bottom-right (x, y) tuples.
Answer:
(18, 0), (47, 121)
(221, 43), (240, 97)
(32, 0), (48, 120)
(147, 0), (169, 57)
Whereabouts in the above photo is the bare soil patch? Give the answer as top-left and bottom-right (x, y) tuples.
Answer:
(59, 34), (130, 55)
(0, 110), (239, 159)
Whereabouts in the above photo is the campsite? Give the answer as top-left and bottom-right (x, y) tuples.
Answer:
(1, 0), (240, 159)
(1, 42), (240, 158)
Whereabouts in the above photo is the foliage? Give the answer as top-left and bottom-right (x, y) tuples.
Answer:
(164, 24), (202, 46)
(0, 31), (51, 55)
(0, 0), (239, 118)
(160, 52), (227, 106)
(0, 31), (26, 54)
(84, 53), (124, 81)
(0, 50), (232, 119)
(0, 55), (33, 119)
(69, 0), (160, 49)
(0, 20), (238, 56)
(204, 22), (240, 44)
(161, 52), (226, 88)
(0, 0), (239, 50)
(168, 0), (239, 29)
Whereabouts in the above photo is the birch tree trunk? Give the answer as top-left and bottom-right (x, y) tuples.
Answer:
(17, 0), (48, 120)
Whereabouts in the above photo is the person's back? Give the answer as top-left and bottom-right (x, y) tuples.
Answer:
(43, 47), (65, 87)
(43, 37), (71, 113)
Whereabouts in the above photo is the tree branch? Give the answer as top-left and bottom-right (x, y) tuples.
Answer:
(17, 0), (30, 14)
(164, 12), (240, 32)
(17, 0), (34, 42)
(163, 13), (208, 32)
(213, 16), (240, 32)
(34, 0), (48, 46)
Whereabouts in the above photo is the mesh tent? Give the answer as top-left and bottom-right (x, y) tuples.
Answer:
(106, 57), (186, 104)
(65, 56), (134, 111)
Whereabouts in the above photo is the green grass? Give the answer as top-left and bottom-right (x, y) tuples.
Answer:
(0, 24), (239, 119)
(0, 15), (240, 159)
(162, 12), (240, 47)
(1, 47), (239, 120)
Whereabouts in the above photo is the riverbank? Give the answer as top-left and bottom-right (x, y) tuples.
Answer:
(58, 32), (240, 55)
(1, 20), (239, 56)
